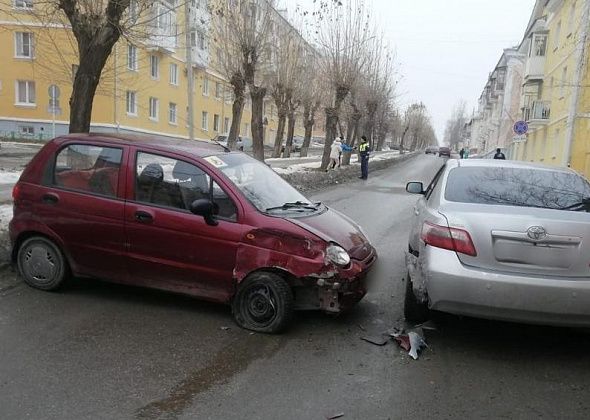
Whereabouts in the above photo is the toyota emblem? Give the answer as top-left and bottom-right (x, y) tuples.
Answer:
(527, 226), (547, 241)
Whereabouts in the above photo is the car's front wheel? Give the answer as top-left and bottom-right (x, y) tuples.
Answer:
(17, 236), (69, 291)
(232, 272), (294, 333)
(403, 272), (430, 322)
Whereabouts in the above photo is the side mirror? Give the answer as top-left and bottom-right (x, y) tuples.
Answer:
(406, 182), (425, 195)
(190, 199), (218, 226)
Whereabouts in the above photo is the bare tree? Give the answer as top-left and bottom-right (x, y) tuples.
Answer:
(297, 53), (324, 157)
(5, 0), (180, 134)
(310, 0), (373, 170)
(443, 100), (467, 148)
(399, 102), (436, 152)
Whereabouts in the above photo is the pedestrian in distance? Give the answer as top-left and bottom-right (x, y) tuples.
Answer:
(464, 148), (469, 159)
(493, 148), (506, 160)
(459, 148), (465, 159)
(358, 135), (371, 179)
(339, 135), (354, 167)
(327, 138), (342, 171)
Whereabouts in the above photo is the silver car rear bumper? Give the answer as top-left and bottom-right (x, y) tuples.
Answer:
(415, 246), (590, 327)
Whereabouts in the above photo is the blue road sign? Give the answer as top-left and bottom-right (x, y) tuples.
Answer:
(513, 120), (528, 135)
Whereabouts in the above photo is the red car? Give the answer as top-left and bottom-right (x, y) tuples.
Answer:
(438, 146), (451, 158)
(9, 134), (376, 333)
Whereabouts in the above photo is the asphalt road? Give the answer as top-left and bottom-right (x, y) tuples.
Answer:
(1, 154), (590, 420)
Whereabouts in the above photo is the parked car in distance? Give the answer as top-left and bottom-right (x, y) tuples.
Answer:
(405, 159), (590, 327)
(425, 146), (438, 154)
(10, 134), (377, 333)
(438, 146), (451, 157)
(281, 136), (304, 154)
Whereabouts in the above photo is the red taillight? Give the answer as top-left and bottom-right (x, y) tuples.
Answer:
(421, 221), (477, 257)
(12, 183), (21, 202)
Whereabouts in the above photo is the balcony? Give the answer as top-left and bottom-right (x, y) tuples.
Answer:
(523, 100), (550, 125)
(524, 55), (546, 80)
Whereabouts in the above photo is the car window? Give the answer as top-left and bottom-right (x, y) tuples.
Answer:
(54, 144), (122, 198)
(445, 166), (590, 210)
(135, 152), (237, 221)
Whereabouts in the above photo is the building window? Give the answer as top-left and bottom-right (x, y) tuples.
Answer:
(150, 55), (159, 79)
(532, 35), (546, 57)
(213, 114), (220, 131)
(560, 66), (568, 97)
(15, 32), (33, 58)
(215, 82), (221, 99)
(169, 63), (178, 85)
(15, 80), (35, 105)
(198, 31), (206, 50)
(169, 102), (177, 124)
(149, 97), (159, 120)
(202, 77), (209, 95)
(126, 91), (137, 115)
(127, 44), (138, 71)
(14, 0), (33, 9)
(568, 2), (576, 35)
(554, 21), (561, 49)
(201, 111), (208, 130)
(223, 117), (230, 134)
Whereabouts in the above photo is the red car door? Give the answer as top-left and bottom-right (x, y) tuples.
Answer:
(32, 141), (128, 282)
(123, 150), (246, 303)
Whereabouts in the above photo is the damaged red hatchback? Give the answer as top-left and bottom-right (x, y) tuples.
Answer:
(10, 134), (377, 333)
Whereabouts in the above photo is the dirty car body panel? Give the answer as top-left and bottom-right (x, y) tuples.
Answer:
(406, 159), (590, 327)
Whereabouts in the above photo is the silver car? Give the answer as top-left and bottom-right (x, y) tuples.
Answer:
(405, 159), (590, 327)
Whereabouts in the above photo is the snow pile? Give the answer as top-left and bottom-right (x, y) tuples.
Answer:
(0, 171), (22, 184)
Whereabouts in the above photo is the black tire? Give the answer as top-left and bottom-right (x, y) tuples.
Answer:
(232, 272), (294, 334)
(17, 236), (69, 291)
(404, 272), (430, 322)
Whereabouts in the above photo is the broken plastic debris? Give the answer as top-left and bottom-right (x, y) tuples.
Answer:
(360, 334), (389, 346)
(408, 332), (428, 360)
(220, 326), (231, 331)
(414, 320), (437, 331)
(326, 413), (344, 420)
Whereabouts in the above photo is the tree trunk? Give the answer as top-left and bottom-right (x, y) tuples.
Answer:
(69, 46), (114, 133)
(283, 111), (296, 158)
(228, 73), (246, 150)
(342, 112), (361, 166)
(320, 87), (349, 170)
(300, 100), (319, 158)
(250, 86), (266, 162)
(272, 110), (287, 158)
(399, 126), (409, 154)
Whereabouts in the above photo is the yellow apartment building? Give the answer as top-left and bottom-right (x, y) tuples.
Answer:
(513, 0), (590, 178)
(0, 0), (308, 144)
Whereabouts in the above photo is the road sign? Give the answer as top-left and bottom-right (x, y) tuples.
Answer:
(48, 84), (60, 99)
(512, 134), (527, 143)
(513, 120), (528, 135)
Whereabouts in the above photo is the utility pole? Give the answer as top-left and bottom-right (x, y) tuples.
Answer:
(185, 0), (195, 140)
(564, 0), (590, 167)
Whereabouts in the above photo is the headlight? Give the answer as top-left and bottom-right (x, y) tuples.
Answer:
(326, 244), (351, 267)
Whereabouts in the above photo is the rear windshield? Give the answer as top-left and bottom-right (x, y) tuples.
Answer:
(445, 166), (590, 210)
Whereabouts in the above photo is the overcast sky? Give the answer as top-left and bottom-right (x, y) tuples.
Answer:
(282, 0), (536, 142)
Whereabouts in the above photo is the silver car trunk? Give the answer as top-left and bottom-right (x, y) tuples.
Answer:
(440, 203), (590, 278)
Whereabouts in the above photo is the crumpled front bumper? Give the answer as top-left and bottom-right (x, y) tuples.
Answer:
(297, 247), (377, 313)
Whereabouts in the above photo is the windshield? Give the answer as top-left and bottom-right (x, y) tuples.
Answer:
(208, 153), (314, 213)
(445, 166), (590, 210)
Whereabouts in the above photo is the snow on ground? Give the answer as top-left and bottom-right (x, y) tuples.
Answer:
(0, 204), (12, 234)
(0, 171), (23, 184)
(271, 151), (400, 175)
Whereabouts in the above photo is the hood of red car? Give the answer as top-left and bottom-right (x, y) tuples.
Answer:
(287, 207), (372, 260)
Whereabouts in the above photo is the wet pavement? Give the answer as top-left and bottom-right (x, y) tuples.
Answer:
(1, 154), (590, 419)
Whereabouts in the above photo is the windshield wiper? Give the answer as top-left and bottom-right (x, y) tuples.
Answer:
(560, 198), (590, 212)
(265, 201), (320, 212)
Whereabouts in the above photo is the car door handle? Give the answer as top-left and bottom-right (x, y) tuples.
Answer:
(135, 211), (153, 223)
(42, 193), (59, 205)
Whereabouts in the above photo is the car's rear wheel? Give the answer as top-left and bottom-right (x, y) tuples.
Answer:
(17, 236), (69, 291)
(232, 272), (294, 333)
(403, 272), (430, 322)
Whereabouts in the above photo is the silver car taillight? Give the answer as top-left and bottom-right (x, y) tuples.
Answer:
(421, 221), (477, 257)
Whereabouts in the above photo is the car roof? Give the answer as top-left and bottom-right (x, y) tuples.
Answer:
(448, 158), (576, 174)
(58, 133), (227, 157)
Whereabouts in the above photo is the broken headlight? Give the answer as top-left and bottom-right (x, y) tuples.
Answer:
(326, 244), (351, 267)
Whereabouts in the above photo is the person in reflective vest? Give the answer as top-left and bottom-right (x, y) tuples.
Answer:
(359, 135), (370, 179)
